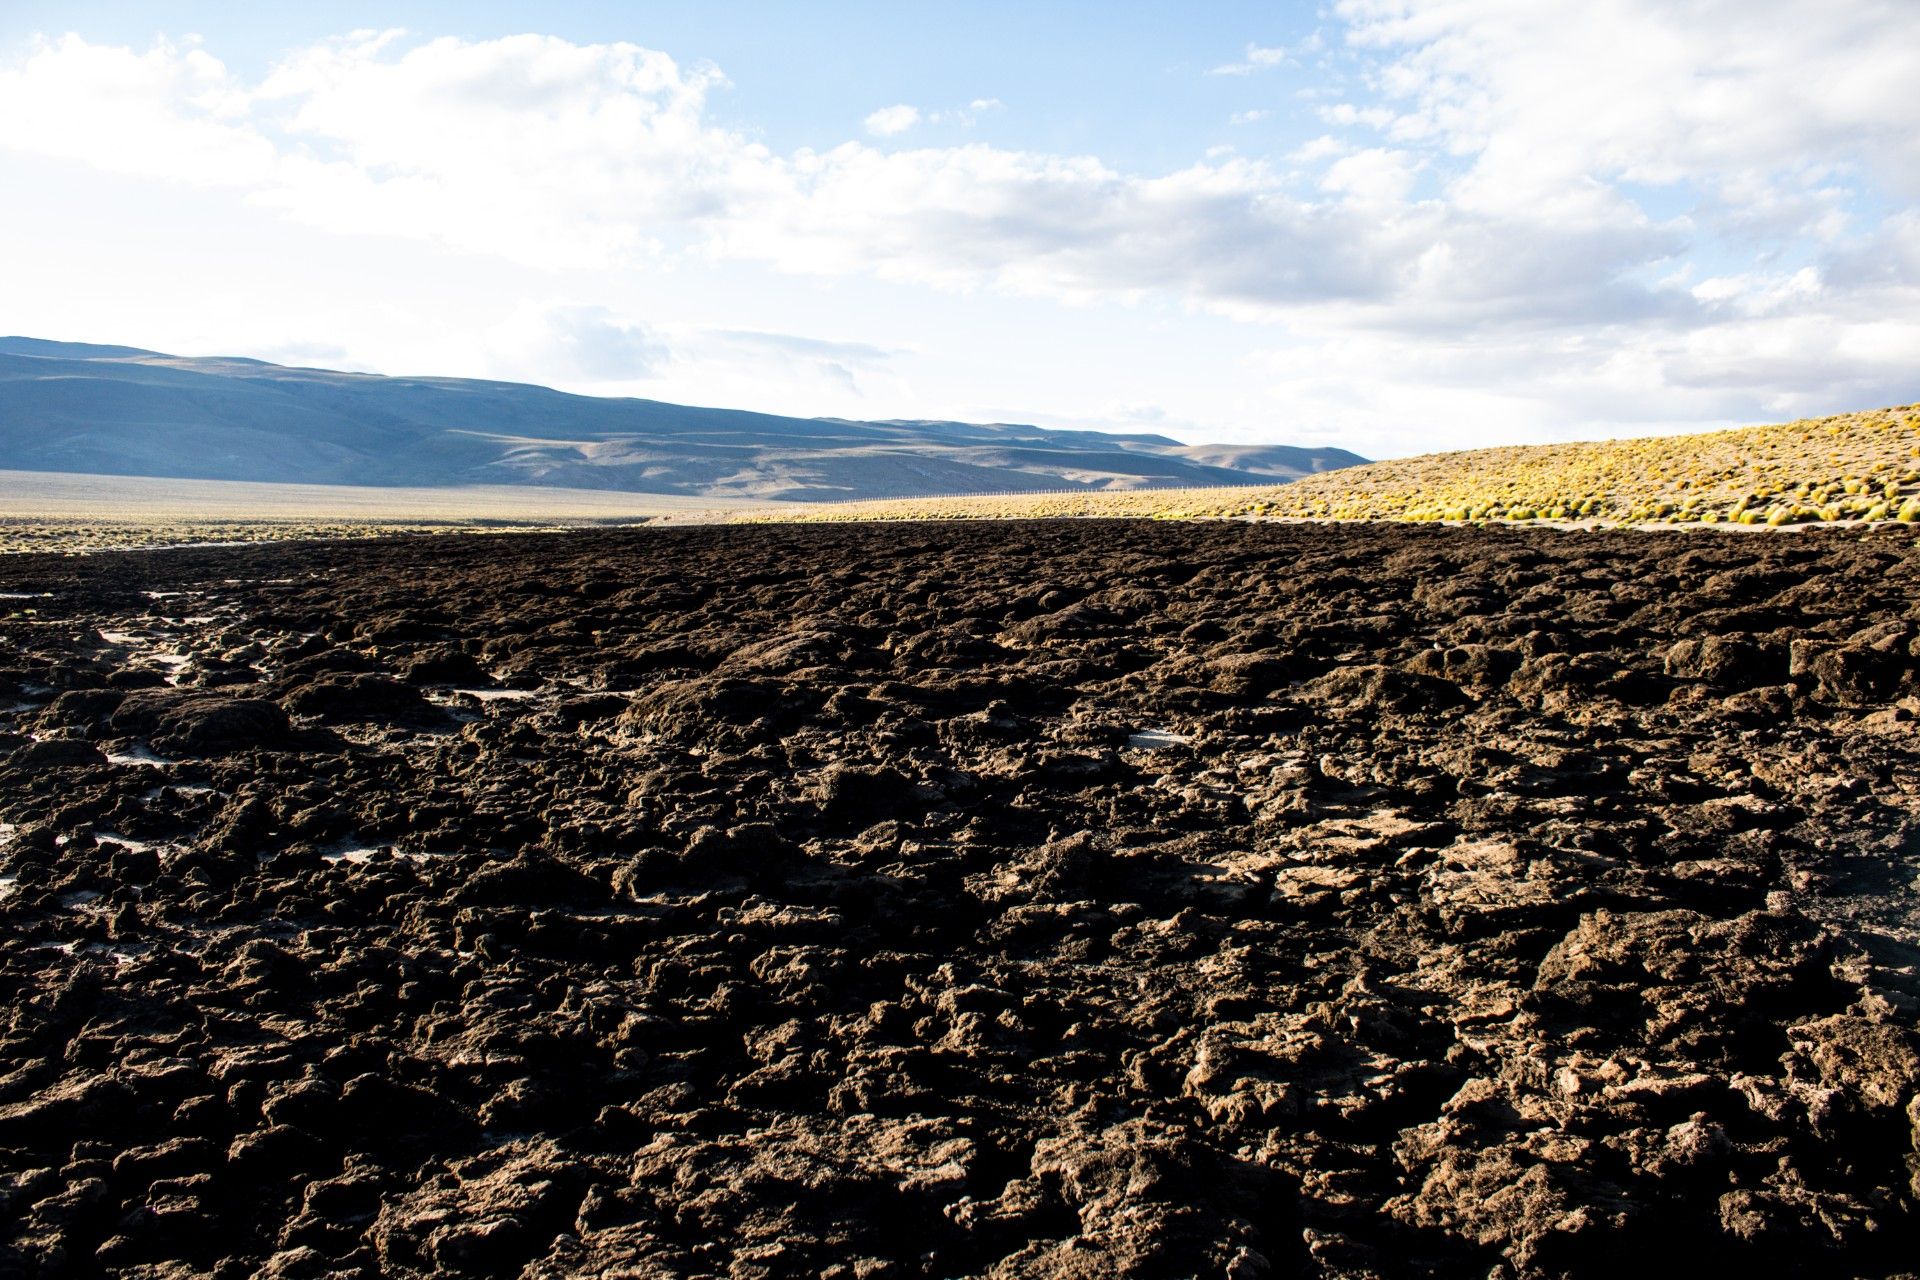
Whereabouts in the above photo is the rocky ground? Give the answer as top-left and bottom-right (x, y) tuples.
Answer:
(1, 522), (1917, 1279)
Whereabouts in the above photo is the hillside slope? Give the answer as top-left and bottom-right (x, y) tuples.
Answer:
(0, 338), (1363, 501)
(754, 404), (1920, 526)
(1263, 404), (1920, 525)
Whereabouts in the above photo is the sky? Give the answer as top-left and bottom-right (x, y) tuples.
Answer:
(1, 1), (1917, 458)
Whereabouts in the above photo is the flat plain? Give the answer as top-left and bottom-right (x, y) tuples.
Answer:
(2, 521), (1917, 1278)
(0, 470), (774, 553)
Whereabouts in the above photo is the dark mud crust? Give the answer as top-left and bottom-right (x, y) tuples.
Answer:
(2, 522), (1919, 1280)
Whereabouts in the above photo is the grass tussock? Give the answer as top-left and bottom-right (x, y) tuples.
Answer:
(742, 404), (1920, 528)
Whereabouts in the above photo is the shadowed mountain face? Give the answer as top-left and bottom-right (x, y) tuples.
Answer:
(0, 338), (1363, 501)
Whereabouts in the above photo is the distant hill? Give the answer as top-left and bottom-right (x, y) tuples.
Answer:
(0, 337), (1363, 501)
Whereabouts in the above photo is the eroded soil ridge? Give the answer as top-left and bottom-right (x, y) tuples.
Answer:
(1, 522), (1917, 1278)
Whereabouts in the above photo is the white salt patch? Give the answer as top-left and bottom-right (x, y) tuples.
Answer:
(140, 783), (213, 800)
(429, 687), (539, 704)
(108, 745), (175, 767)
(98, 628), (191, 674)
(322, 846), (382, 865)
(1127, 729), (1192, 750)
(322, 843), (439, 865)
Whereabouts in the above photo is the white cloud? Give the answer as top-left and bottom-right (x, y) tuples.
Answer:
(929, 98), (1002, 127)
(1209, 36), (1321, 76)
(874, 99), (1003, 133)
(477, 306), (906, 399)
(707, 328), (898, 364)
(1320, 148), (1419, 206)
(713, 147), (1460, 315)
(0, 34), (274, 185)
(1333, 0), (1920, 223)
(0, 32), (1685, 326)
(1229, 109), (1271, 126)
(864, 104), (919, 136)
(1247, 308), (1920, 459)
(700, 328), (901, 396)
(1318, 102), (1397, 130)
(246, 32), (764, 269)
(1289, 135), (1349, 164)
(483, 304), (671, 383)
(0, 30), (766, 271)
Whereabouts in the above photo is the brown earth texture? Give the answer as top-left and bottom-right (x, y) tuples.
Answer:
(2, 521), (1919, 1280)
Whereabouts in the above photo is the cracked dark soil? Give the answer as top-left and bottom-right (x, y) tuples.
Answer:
(1, 521), (1918, 1279)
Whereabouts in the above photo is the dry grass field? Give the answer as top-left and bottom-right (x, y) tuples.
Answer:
(752, 404), (1920, 528)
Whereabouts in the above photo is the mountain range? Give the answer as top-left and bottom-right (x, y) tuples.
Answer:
(0, 338), (1363, 502)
